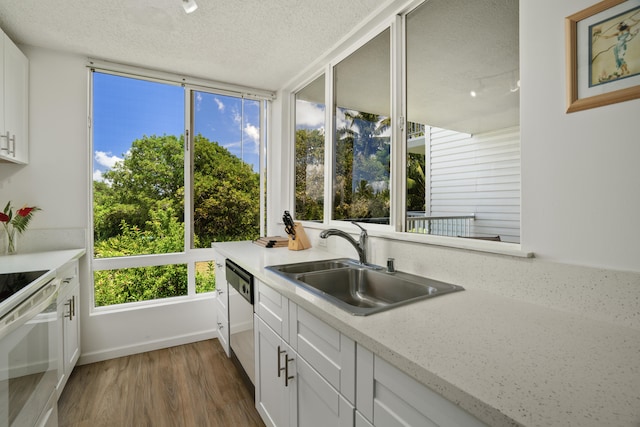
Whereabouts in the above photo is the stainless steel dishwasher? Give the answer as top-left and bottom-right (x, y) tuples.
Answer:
(225, 259), (255, 388)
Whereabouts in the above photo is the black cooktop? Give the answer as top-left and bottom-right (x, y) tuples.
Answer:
(0, 270), (49, 304)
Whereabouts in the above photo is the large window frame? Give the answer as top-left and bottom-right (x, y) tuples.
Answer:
(89, 62), (272, 311)
(290, 2), (528, 257)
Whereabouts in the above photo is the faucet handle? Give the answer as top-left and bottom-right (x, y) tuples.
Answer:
(386, 258), (395, 273)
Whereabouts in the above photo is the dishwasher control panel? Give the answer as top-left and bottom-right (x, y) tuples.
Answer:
(225, 259), (254, 304)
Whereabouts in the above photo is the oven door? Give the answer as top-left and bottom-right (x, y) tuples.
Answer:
(0, 279), (59, 427)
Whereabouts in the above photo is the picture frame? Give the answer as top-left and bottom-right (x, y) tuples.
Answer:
(566, 0), (640, 112)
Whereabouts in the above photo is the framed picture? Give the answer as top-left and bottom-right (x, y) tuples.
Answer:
(566, 0), (640, 112)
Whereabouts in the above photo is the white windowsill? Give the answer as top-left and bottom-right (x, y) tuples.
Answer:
(298, 221), (533, 259)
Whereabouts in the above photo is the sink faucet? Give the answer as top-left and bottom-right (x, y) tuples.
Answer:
(319, 222), (368, 264)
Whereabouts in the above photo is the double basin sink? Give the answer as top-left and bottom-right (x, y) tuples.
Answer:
(266, 258), (464, 316)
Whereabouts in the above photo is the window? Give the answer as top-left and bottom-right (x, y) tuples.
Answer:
(294, 74), (325, 222)
(405, 0), (520, 243)
(192, 92), (262, 247)
(91, 70), (267, 307)
(333, 29), (391, 224)
(292, 0), (520, 245)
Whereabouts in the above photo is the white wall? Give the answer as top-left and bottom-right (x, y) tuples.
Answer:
(520, 0), (640, 271)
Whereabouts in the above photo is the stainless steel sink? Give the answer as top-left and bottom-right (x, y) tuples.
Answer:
(266, 258), (464, 315)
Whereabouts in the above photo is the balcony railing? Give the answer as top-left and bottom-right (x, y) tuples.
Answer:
(406, 213), (475, 237)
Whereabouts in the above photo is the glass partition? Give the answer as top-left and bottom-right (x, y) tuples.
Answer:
(405, 0), (520, 243)
(333, 28), (391, 224)
(294, 75), (325, 222)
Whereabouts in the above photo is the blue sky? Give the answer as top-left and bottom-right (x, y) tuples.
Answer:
(92, 72), (261, 181)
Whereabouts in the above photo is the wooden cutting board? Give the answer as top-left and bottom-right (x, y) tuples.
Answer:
(253, 236), (289, 248)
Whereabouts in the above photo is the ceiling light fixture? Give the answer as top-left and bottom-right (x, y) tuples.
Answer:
(182, 0), (198, 14)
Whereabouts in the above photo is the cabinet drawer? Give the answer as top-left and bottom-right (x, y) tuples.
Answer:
(290, 305), (355, 403)
(57, 261), (79, 298)
(357, 345), (486, 427)
(255, 280), (289, 340)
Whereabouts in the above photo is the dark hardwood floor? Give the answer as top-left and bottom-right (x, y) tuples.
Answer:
(58, 339), (265, 427)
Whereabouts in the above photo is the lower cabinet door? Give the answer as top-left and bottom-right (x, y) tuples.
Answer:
(255, 315), (291, 427)
(215, 306), (229, 356)
(294, 355), (354, 427)
(374, 356), (486, 427)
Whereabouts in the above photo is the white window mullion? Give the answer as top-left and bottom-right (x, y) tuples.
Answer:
(324, 63), (334, 225)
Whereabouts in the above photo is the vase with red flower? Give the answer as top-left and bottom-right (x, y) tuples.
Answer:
(1, 202), (41, 255)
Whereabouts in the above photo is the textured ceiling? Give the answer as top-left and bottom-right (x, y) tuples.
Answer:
(0, 0), (389, 91)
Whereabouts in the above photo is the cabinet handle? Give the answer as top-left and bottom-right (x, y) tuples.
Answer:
(277, 345), (286, 378)
(0, 131), (10, 154)
(10, 134), (15, 156)
(284, 354), (294, 387)
(72, 295), (76, 318)
(65, 298), (73, 321)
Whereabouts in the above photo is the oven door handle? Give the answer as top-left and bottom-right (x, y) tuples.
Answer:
(0, 279), (59, 341)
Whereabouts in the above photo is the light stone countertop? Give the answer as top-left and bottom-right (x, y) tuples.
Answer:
(213, 241), (640, 427)
(0, 248), (86, 274)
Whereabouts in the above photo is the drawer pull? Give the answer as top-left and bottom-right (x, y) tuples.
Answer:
(284, 354), (294, 387)
(277, 345), (286, 378)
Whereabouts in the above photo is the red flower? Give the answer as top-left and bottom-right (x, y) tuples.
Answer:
(0, 212), (9, 223)
(17, 207), (34, 217)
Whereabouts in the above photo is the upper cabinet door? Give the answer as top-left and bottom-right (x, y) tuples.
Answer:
(0, 28), (29, 164)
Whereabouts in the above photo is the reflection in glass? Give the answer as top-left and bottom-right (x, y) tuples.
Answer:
(405, 0), (520, 243)
(295, 75), (325, 222)
(333, 29), (391, 224)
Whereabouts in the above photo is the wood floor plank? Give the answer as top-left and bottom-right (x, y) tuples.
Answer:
(58, 339), (265, 427)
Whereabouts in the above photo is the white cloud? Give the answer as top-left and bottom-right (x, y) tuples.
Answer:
(244, 123), (260, 144)
(93, 169), (105, 182)
(296, 101), (325, 128)
(94, 151), (122, 169)
(214, 97), (225, 111)
(195, 92), (203, 111)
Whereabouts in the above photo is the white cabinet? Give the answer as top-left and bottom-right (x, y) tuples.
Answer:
(255, 315), (354, 427)
(253, 277), (486, 427)
(289, 304), (355, 403)
(56, 260), (80, 399)
(213, 252), (230, 356)
(255, 278), (289, 338)
(0, 27), (28, 164)
(295, 352), (354, 427)
(254, 280), (355, 427)
(255, 315), (293, 427)
(357, 344), (487, 427)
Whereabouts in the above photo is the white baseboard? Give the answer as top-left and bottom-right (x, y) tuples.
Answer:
(77, 329), (217, 365)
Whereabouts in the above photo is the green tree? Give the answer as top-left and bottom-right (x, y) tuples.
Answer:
(407, 153), (426, 212)
(93, 207), (187, 306)
(93, 134), (184, 245)
(295, 128), (324, 221)
(334, 109), (390, 222)
(93, 133), (260, 305)
(192, 134), (260, 247)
